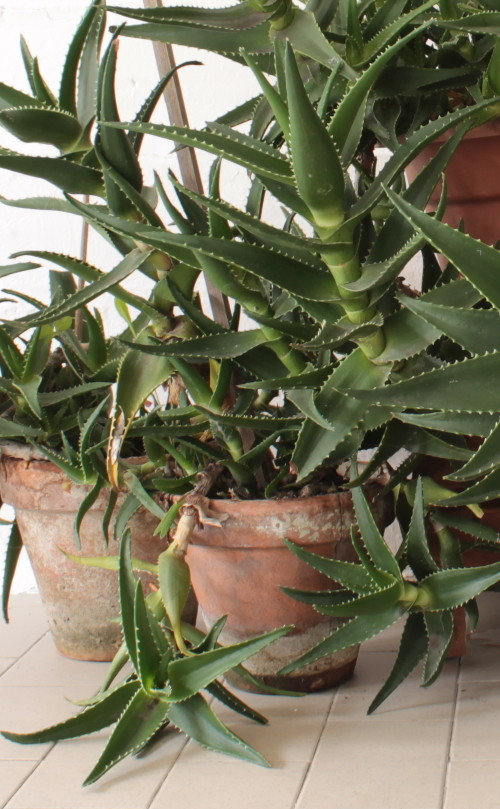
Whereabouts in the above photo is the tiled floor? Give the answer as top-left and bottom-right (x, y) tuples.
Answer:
(1, 592), (500, 809)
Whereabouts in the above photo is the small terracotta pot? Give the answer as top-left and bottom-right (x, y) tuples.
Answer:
(186, 487), (388, 693)
(405, 120), (500, 246)
(0, 442), (169, 661)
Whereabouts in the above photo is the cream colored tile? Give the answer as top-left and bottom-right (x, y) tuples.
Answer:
(0, 659), (15, 675)
(0, 686), (80, 760)
(6, 730), (187, 809)
(0, 595), (48, 658)
(453, 681), (500, 760)
(444, 761), (500, 809)
(0, 634), (107, 689)
(296, 720), (449, 809)
(150, 761), (307, 809)
(460, 631), (500, 682)
(332, 651), (457, 722)
(0, 760), (38, 805)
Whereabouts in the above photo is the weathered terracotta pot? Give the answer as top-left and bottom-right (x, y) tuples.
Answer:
(186, 488), (387, 693)
(405, 120), (500, 246)
(0, 442), (167, 661)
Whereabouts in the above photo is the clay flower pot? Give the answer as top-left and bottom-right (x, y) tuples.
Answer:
(186, 487), (388, 693)
(405, 120), (500, 246)
(0, 442), (167, 661)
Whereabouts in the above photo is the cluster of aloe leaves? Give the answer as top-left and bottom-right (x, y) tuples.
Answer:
(281, 479), (500, 712)
(1, 531), (293, 782)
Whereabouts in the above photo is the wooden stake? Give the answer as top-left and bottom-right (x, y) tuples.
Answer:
(142, 0), (230, 327)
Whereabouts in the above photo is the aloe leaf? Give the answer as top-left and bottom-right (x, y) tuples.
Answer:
(1, 521), (21, 623)
(352, 486), (402, 579)
(122, 329), (272, 361)
(107, 344), (173, 486)
(59, 0), (103, 118)
(435, 467), (500, 507)
(396, 411), (497, 438)
(0, 325), (24, 376)
(283, 537), (380, 593)
(0, 419), (42, 440)
(167, 625), (290, 702)
(83, 690), (170, 786)
(168, 693), (269, 766)
(439, 12), (500, 36)
(134, 581), (162, 692)
(39, 381), (111, 407)
(350, 353), (500, 412)
(207, 680), (267, 725)
(285, 43), (344, 229)
(0, 108), (82, 151)
(406, 478), (438, 580)
(398, 296), (500, 356)
(367, 612), (427, 714)
(119, 531), (139, 670)
(11, 250), (158, 319)
(431, 510), (500, 545)
(361, 1), (435, 63)
(317, 579), (402, 617)
(107, 3), (264, 27)
(240, 364), (333, 391)
(0, 147), (102, 195)
(97, 32), (142, 194)
(275, 8), (346, 70)
(422, 611), (454, 687)
(418, 561), (500, 611)
(102, 120), (292, 184)
(158, 551), (191, 655)
(74, 478), (103, 550)
(79, 396), (109, 481)
(0, 82), (41, 111)
(95, 145), (163, 228)
(386, 187), (500, 312)
(279, 605), (405, 674)
(292, 348), (390, 480)
(448, 421), (500, 482)
(329, 22), (430, 164)
(2, 680), (139, 746)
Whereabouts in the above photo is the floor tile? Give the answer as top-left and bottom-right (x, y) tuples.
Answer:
(460, 631), (500, 682)
(0, 659), (15, 676)
(444, 761), (500, 809)
(0, 634), (107, 689)
(0, 595), (48, 658)
(0, 686), (81, 760)
(452, 681), (500, 760)
(359, 618), (406, 653)
(150, 761), (308, 809)
(296, 720), (449, 809)
(332, 650), (457, 722)
(0, 760), (38, 806)
(6, 731), (187, 809)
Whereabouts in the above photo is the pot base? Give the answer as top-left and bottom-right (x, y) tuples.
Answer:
(225, 656), (358, 694)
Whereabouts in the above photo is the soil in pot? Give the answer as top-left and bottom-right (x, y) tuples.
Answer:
(186, 486), (389, 693)
(0, 442), (195, 662)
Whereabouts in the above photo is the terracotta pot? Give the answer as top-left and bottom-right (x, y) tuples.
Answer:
(186, 487), (388, 693)
(405, 120), (500, 246)
(0, 442), (169, 661)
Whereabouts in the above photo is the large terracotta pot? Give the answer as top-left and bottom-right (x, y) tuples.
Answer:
(405, 120), (500, 245)
(186, 487), (388, 693)
(0, 441), (167, 661)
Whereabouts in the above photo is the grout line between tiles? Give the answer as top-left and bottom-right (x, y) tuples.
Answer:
(439, 657), (462, 809)
(0, 630), (50, 682)
(1, 743), (56, 809)
(145, 735), (190, 809)
(290, 687), (339, 809)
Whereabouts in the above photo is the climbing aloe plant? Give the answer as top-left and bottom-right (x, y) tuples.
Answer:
(68, 30), (499, 490)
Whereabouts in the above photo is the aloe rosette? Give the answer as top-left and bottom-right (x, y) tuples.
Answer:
(1, 531), (294, 783)
(281, 479), (500, 711)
